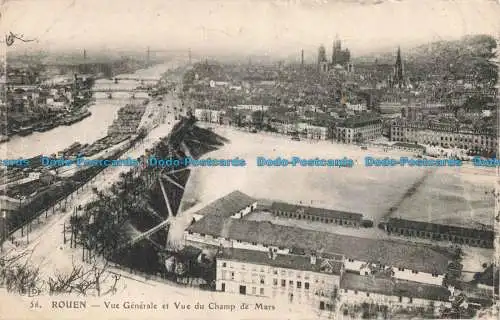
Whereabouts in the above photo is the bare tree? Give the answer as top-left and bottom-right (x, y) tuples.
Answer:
(48, 259), (87, 295)
(0, 249), (44, 295)
(47, 257), (121, 297)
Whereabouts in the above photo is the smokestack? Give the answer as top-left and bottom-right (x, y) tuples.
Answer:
(301, 49), (304, 66)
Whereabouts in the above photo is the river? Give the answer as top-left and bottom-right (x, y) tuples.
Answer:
(0, 61), (184, 159)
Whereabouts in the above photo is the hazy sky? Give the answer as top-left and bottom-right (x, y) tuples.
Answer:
(2, 0), (500, 59)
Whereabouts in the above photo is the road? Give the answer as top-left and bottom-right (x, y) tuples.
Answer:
(1, 86), (181, 259)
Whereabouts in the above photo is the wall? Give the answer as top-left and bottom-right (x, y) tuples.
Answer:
(230, 202), (258, 219)
(392, 269), (444, 286)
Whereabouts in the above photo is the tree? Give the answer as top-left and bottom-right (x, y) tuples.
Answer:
(0, 249), (43, 295)
(47, 258), (121, 297)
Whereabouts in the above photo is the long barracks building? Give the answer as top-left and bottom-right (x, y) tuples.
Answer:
(382, 218), (494, 248)
(390, 120), (497, 154)
(270, 201), (363, 228)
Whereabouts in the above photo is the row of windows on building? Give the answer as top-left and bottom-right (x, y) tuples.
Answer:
(273, 210), (359, 226)
(391, 125), (494, 137)
(387, 226), (493, 248)
(272, 278), (312, 290)
(337, 128), (382, 135)
(223, 284), (332, 300)
(392, 129), (495, 141)
(220, 263), (334, 284)
(391, 131), (496, 144)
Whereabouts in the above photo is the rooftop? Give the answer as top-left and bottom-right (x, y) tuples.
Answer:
(270, 201), (363, 221)
(340, 273), (451, 302)
(217, 248), (343, 275)
(340, 114), (382, 128)
(388, 218), (494, 235)
(191, 190), (256, 219)
(188, 217), (453, 274)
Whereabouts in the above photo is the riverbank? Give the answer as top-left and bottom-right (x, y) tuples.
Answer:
(0, 62), (179, 158)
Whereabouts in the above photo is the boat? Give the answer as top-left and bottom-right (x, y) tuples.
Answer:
(39, 124), (54, 132)
(18, 126), (34, 136)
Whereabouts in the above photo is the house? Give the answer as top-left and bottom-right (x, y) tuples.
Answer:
(216, 247), (343, 311)
(164, 245), (203, 274)
(191, 190), (257, 222)
(340, 273), (452, 309)
(39, 171), (57, 185)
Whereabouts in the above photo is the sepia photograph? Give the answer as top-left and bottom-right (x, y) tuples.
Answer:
(0, 0), (499, 319)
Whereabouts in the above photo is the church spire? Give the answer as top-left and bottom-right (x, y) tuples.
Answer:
(394, 46), (404, 89)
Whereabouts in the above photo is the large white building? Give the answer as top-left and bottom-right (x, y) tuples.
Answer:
(216, 248), (343, 311)
(335, 114), (383, 144)
(194, 108), (223, 124)
(390, 120), (497, 154)
(297, 123), (329, 140)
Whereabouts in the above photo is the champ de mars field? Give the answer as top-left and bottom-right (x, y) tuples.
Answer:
(183, 126), (495, 228)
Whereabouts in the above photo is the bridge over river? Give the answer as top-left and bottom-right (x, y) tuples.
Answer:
(86, 87), (154, 99)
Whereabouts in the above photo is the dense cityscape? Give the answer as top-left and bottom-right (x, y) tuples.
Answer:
(185, 35), (497, 159)
(0, 9), (498, 320)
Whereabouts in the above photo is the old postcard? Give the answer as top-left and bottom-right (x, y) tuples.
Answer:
(0, 0), (499, 319)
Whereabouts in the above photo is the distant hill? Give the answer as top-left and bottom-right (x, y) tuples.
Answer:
(354, 35), (497, 83)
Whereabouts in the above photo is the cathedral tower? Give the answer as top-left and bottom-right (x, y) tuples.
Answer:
(394, 46), (404, 89)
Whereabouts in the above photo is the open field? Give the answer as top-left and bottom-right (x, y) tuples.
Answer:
(392, 169), (494, 229)
(183, 125), (495, 227)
